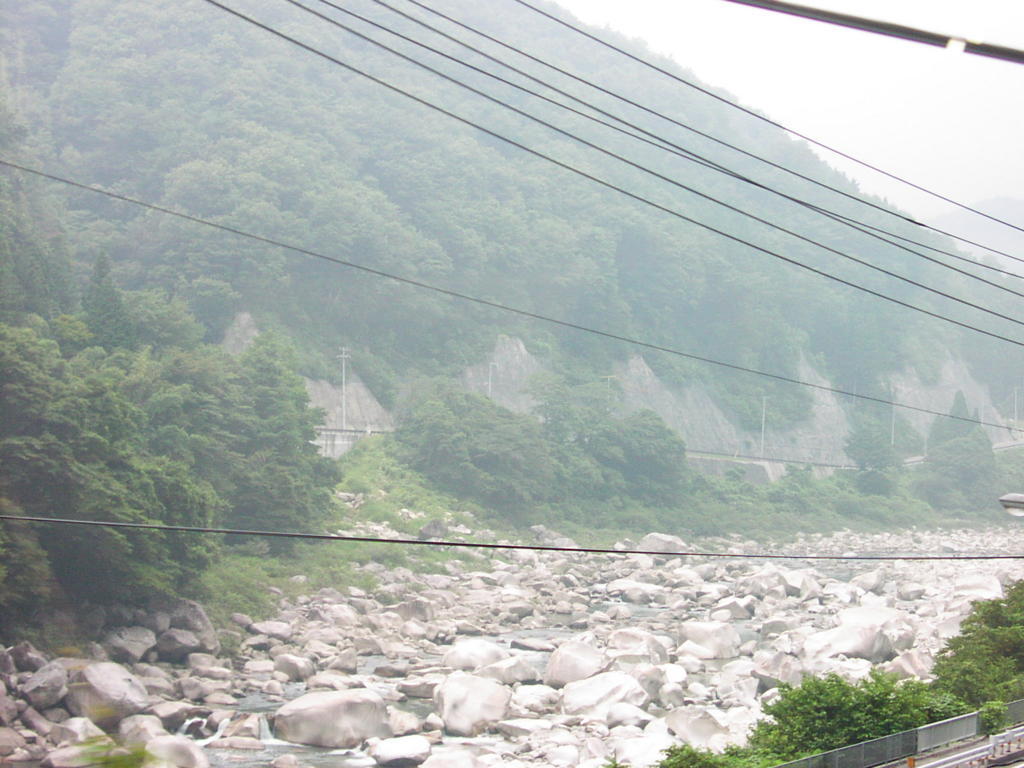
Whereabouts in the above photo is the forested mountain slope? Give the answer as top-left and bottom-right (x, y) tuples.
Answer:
(5, 0), (1019, 427)
(1, 0), (1022, 619)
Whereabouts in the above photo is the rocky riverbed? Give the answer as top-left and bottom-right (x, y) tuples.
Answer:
(0, 526), (1020, 768)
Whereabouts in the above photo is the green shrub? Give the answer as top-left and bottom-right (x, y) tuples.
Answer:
(980, 701), (1009, 735)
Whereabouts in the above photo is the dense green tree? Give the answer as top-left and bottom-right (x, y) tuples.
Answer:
(225, 333), (339, 546)
(82, 255), (136, 350)
(927, 391), (974, 452)
(586, 409), (689, 505)
(0, 93), (73, 323)
(398, 382), (558, 518)
(934, 580), (1024, 706)
(845, 420), (898, 472)
(748, 671), (967, 759)
(914, 428), (996, 511)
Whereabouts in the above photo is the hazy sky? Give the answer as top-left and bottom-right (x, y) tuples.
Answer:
(553, 0), (1024, 224)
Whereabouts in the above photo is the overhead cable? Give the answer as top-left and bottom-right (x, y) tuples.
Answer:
(2, 158), (1013, 432)
(316, 0), (1024, 302)
(399, 0), (1024, 266)
(720, 0), (1024, 66)
(193, 0), (1024, 347)
(1, 515), (1020, 560)
(290, 0), (1024, 329)
(508, 0), (1024, 237)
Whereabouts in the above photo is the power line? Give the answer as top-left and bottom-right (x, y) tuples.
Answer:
(398, 0), (1024, 267)
(288, 0), (1024, 332)
(316, 0), (1024, 305)
(508, 0), (1024, 238)
(392, 0), (1024, 275)
(720, 0), (1024, 66)
(2, 158), (1012, 432)
(194, 0), (1024, 348)
(1, 514), (1020, 560)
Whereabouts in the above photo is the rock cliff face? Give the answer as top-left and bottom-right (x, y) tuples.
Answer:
(304, 377), (394, 433)
(460, 337), (1011, 478)
(220, 312), (394, 458)
(461, 335), (542, 415)
(220, 314), (1011, 476)
(891, 356), (1010, 445)
(220, 311), (260, 356)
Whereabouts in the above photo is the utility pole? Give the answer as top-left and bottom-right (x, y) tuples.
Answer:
(890, 385), (896, 446)
(760, 396), (767, 459)
(487, 361), (498, 399)
(338, 347), (351, 431)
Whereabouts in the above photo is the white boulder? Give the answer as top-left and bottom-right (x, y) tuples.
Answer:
(433, 673), (511, 736)
(665, 707), (730, 750)
(561, 671), (649, 718)
(637, 533), (686, 553)
(677, 622), (740, 659)
(368, 735), (432, 767)
(145, 735), (209, 768)
(274, 689), (392, 747)
(544, 641), (607, 688)
(65, 662), (149, 729)
(442, 639), (509, 671)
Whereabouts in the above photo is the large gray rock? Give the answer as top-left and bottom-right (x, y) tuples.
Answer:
(665, 707), (731, 750)
(441, 639), (509, 671)
(851, 570), (884, 594)
(10, 642), (47, 672)
(250, 621), (293, 641)
(883, 649), (935, 680)
(510, 684), (560, 715)
(65, 662), (149, 729)
(103, 627), (157, 664)
(22, 661), (69, 710)
(51, 717), (106, 746)
(752, 652), (803, 690)
(607, 629), (669, 665)
(42, 744), (95, 768)
(476, 656), (539, 685)
(156, 629), (202, 662)
(146, 701), (202, 732)
(368, 735), (432, 767)
(274, 689), (391, 748)
(0, 691), (16, 726)
(543, 641), (607, 688)
(118, 714), (168, 745)
(420, 750), (481, 768)
(433, 673), (511, 736)
(637, 533), (686, 553)
(394, 599), (437, 623)
(146, 734), (210, 768)
(167, 599), (220, 654)
(677, 622), (741, 659)
(274, 654), (315, 681)
(561, 671), (648, 718)
(805, 607), (910, 665)
(0, 727), (26, 757)
(954, 573), (1003, 601)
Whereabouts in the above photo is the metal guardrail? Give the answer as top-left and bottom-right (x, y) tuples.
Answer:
(773, 730), (917, 768)
(918, 713), (981, 752)
(989, 724), (1024, 753)
(920, 743), (990, 768)
(1008, 699), (1024, 726)
(772, 699), (1024, 768)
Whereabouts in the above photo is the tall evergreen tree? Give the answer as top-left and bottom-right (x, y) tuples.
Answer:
(82, 254), (135, 350)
